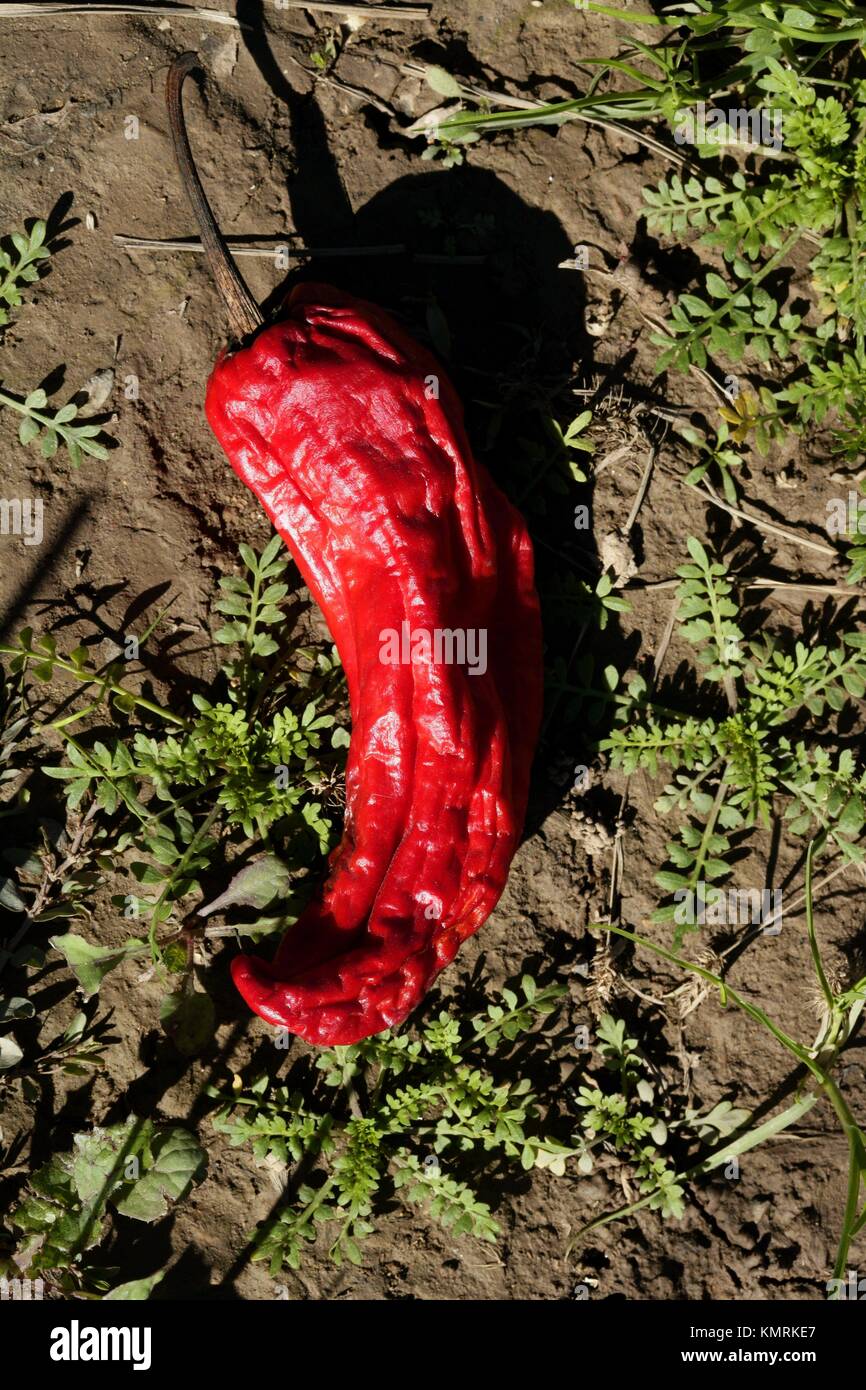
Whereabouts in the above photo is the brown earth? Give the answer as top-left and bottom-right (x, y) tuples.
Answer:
(0, 0), (864, 1301)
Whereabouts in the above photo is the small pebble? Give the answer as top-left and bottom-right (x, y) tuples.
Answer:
(82, 368), (114, 410)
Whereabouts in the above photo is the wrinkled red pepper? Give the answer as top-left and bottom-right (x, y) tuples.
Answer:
(167, 54), (543, 1045)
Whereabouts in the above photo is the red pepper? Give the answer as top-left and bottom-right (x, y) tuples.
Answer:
(167, 55), (543, 1045)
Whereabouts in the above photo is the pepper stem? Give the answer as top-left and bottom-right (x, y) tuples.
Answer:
(165, 52), (263, 341)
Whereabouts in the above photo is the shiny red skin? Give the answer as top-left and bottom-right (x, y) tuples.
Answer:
(205, 283), (543, 1045)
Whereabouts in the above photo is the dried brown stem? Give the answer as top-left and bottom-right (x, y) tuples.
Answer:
(165, 52), (262, 342)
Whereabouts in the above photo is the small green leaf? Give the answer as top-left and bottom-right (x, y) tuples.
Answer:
(78, 436), (109, 460)
(103, 1271), (165, 1301)
(425, 65), (463, 98)
(0, 877), (26, 912)
(258, 534), (283, 569)
(18, 416), (40, 446)
(50, 933), (148, 997)
(198, 855), (292, 917)
(114, 1127), (206, 1221)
